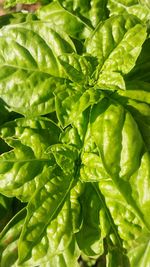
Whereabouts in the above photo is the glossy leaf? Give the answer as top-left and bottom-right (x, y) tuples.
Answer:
(89, 0), (109, 27)
(90, 98), (150, 228)
(0, 22), (75, 116)
(70, 181), (84, 234)
(108, 0), (150, 23)
(55, 85), (101, 127)
(19, 199), (79, 266)
(59, 0), (109, 28)
(80, 152), (109, 182)
(58, 53), (97, 83)
(48, 144), (79, 174)
(18, 160), (78, 264)
(0, 4), (150, 267)
(37, 1), (92, 39)
(76, 184), (103, 257)
(39, 238), (80, 267)
(86, 15), (147, 90)
(0, 118), (61, 201)
(126, 39), (150, 83)
(128, 233), (150, 267)
(112, 84), (150, 150)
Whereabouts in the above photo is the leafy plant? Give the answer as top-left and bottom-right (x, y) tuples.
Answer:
(0, 1), (150, 266)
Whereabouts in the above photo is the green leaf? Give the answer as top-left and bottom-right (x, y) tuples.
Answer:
(58, 53), (96, 83)
(48, 144), (79, 174)
(39, 238), (80, 267)
(126, 39), (150, 83)
(0, 21), (75, 116)
(60, 125), (82, 149)
(108, 0), (150, 23)
(106, 249), (130, 267)
(86, 15), (147, 71)
(70, 181), (84, 234)
(10, 145), (79, 266)
(112, 83), (150, 150)
(76, 184), (103, 257)
(90, 98), (143, 178)
(20, 200), (78, 266)
(36, 1), (92, 39)
(128, 233), (150, 267)
(0, 13), (31, 29)
(90, 98), (150, 229)
(55, 83), (84, 127)
(97, 71), (126, 91)
(98, 177), (150, 267)
(0, 69), (65, 116)
(89, 0), (109, 27)
(55, 85), (101, 127)
(18, 166), (76, 264)
(0, 118), (61, 201)
(59, 0), (109, 28)
(0, 2), (150, 266)
(80, 152), (109, 182)
(118, 81), (150, 104)
(86, 15), (147, 90)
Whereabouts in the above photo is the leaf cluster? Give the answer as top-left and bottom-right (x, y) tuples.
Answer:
(0, 1), (150, 266)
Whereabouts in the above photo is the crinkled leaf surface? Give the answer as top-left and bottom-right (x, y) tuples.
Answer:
(108, 0), (150, 23)
(128, 233), (150, 267)
(55, 84), (101, 127)
(86, 14), (147, 90)
(59, 0), (109, 28)
(0, 21), (75, 116)
(0, 118), (61, 201)
(0, 4), (150, 267)
(18, 144), (79, 264)
(36, 1), (92, 39)
(90, 97), (150, 227)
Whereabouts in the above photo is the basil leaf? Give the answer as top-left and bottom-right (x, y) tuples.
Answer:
(0, 118), (61, 201)
(0, 22), (75, 116)
(86, 15), (147, 90)
(108, 0), (150, 23)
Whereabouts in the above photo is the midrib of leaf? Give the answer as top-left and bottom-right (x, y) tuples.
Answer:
(92, 183), (123, 248)
(0, 27), (63, 76)
(19, 168), (76, 264)
(110, 92), (150, 151)
(87, 16), (136, 70)
(1, 64), (54, 77)
(53, 158), (81, 207)
(37, 2), (93, 30)
(13, 40), (38, 67)
(96, 93), (150, 232)
(34, 177), (74, 237)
